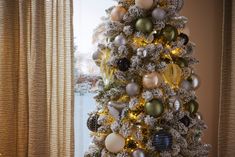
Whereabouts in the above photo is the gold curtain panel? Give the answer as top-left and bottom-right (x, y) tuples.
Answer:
(0, 0), (74, 157)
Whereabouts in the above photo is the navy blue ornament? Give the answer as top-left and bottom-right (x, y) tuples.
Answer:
(152, 130), (173, 151)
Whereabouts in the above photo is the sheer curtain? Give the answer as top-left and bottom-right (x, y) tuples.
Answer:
(218, 0), (235, 156)
(0, 0), (74, 156)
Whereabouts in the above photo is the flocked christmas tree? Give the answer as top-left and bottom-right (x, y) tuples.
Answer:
(85, 0), (211, 156)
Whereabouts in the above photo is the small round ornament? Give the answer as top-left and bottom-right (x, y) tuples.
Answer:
(162, 63), (182, 88)
(188, 74), (200, 90)
(178, 33), (189, 45)
(87, 114), (101, 132)
(135, 18), (153, 33)
(126, 82), (140, 97)
(117, 58), (131, 71)
(152, 130), (173, 151)
(184, 100), (199, 114)
(142, 72), (161, 89)
(145, 99), (164, 117)
(105, 133), (125, 153)
(114, 35), (127, 46)
(110, 6), (127, 21)
(175, 57), (188, 68)
(180, 80), (192, 91)
(135, 0), (153, 10)
(132, 148), (146, 157)
(161, 25), (178, 42)
(179, 115), (191, 127)
(152, 8), (166, 20)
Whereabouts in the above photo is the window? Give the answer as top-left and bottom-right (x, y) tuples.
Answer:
(73, 0), (115, 156)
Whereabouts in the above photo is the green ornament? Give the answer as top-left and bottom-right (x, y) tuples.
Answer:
(161, 25), (178, 42)
(185, 100), (199, 114)
(175, 58), (188, 68)
(145, 99), (164, 117)
(135, 18), (153, 33)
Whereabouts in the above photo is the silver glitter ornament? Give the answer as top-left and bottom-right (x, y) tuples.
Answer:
(126, 82), (140, 97)
(168, 0), (184, 12)
(152, 8), (166, 20)
(180, 80), (192, 91)
(114, 35), (127, 46)
(132, 149), (146, 157)
(188, 74), (200, 90)
(168, 96), (181, 111)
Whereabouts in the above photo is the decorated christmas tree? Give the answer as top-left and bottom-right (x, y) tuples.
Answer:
(85, 0), (211, 156)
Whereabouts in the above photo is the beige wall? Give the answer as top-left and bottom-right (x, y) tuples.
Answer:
(181, 0), (223, 157)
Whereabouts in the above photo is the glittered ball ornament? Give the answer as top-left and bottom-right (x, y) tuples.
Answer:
(135, 18), (153, 33)
(117, 58), (131, 71)
(132, 149), (146, 157)
(188, 74), (200, 90)
(105, 133), (125, 153)
(143, 72), (162, 89)
(126, 82), (140, 97)
(110, 6), (127, 21)
(152, 8), (166, 20)
(185, 100), (199, 114)
(87, 114), (101, 132)
(135, 0), (153, 10)
(152, 130), (173, 151)
(161, 25), (178, 42)
(145, 99), (164, 117)
(114, 35), (127, 46)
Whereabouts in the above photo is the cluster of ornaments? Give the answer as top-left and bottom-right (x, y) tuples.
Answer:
(86, 0), (210, 156)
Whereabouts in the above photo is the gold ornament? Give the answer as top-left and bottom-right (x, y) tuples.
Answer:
(162, 64), (182, 88)
(117, 95), (130, 103)
(125, 137), (139, 151)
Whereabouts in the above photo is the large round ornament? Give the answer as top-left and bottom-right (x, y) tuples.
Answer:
(161, 25), (178, 42)
(126, 82), (140, 97)
(114, 35), (127, 46)
(152, 130), (173, 151)
(87, 114), (101, 132)
(145, 99), (164, 117)
(110, 6), (127, 21)
(185, 100), (199, 114)
(117, 58), (131, 71)
(135, 0), (153, 10)
(105, 133), (125, 153)
(152, 8), (166, 20)
(188, 74), (200, 90)
(132, 149), (146, 157)
(143, 72), (161, 89)
(135, 18), (153, 33)
(162, 64), (182, 88)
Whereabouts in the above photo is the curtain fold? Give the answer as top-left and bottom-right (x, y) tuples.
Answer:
(0, 0), (74, 156)
(218, 0), (235, 156)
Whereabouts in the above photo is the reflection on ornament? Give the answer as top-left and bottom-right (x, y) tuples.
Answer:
(162, 64), (182, 88)
(133, 36), (149, 47)
(111, 6), (127, 21)
(105, 133), (125, 153)
(195, 112), (203, 120)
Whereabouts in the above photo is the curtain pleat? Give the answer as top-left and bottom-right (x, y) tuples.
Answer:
(218, 0), (235, 156)
(0, 0), (74, 157)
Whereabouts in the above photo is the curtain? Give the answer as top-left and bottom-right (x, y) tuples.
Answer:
(218, 0), (235, 156)
(0, 0), (74, 157)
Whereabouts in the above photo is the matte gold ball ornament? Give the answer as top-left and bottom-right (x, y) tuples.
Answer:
(145, 99), (164, 117)
(135, 0), (154, 10)
(105, 133), (125, 153)
(162, 63), (182, 88)
(110, 6), (127, 21)
(143, 72), (162, 89)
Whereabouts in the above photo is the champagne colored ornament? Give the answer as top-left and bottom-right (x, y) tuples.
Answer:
(135, 0), (153, 10)
(135, 18), (153, 33)
(110, 6), (127, 21)
(145, 99), (164, 117)
(152, 8), (166, 20)
(188, 74), (200, 90)
(185, 100), (199, 114)
(114, 35), (127, 46)
(132, 148), (146, 157)
(105, 133), (125, 153)
(143, 72), (161, 89)
(161, 25), (178, 42)
(162, 64), (182, 88)
(126, 82), (140, 97)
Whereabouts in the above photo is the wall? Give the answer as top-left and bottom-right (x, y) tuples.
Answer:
(181, 0), (223, 157)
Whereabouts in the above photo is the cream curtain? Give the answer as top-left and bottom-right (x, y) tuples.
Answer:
(0, 0), (74, 157)
(218, 0), (235, 156)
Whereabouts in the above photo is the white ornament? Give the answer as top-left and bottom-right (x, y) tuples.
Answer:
(105, 133), (125, 153)
(135, 0), (153, 10)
